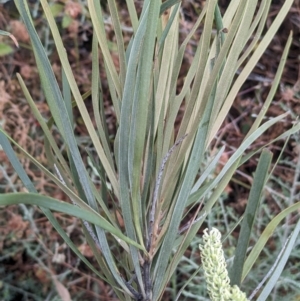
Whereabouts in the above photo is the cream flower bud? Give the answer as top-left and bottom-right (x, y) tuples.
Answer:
(199, 228), (249, 301)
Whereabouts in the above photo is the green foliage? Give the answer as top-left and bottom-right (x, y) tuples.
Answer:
(0, 0), (299, 300)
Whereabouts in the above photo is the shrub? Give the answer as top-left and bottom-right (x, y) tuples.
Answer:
(0, 0), (299, 300)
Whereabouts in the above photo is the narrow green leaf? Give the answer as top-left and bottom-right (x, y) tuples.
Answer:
(127, 0), (161, 249)
(160, 0), (180, 15)
(155, 4), (180, 132)
(0, 193), (144, 251)
(242, 201), (300, 281)
(62, 67), (73, 126)
(118, 0), (148, 240)
(107, 0), (126, 89)
(153, 81), (216, 299)
(91, 33), (114, 169)
(0, 129), (36, 192)
(125, 0), (138, 32)
(88, 0), (121, 97)
(230, 149), (273, 286)
(16, 73), (71, 178)
(256, 219), (300, 301)
(210, 0), (258, 124)
(0, 127), (100, 214)
(245, 31), (293, 139)
(15, 0), (97, 211)
(237, 0), (271, 68)
(0, 131), (113, 285)
(210, 0), (294, 140)
(161, 0), (218, 196)
(157, 4), (180, 52)
(81, 224), (126, 301)
(39, 0), (119, 196)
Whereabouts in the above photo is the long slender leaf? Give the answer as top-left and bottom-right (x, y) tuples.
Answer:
(0, 192), (144, 251)
(242, 201), (300, 281)
(87, 0), (121, 97)
(117, 4), (152, 296)
(0, 131), (115, 287)
(230, 149), (273, 286)
(23, 0), (131, 291)
(16, 74), (72, 178)
(152, 58), (217, 299)
(42, 0), (119, 196)
(91, 32), (115, 169)
(15, 0), (97, 212)
(256, 219), (300, 301)
(210, 0), (294, 141)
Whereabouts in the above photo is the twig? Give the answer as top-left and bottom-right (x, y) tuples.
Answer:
(178, 210), (206, 234)
(143, 260), (152, 300)
(147, 133), (188, 251)
(120, 274), (143, 301)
